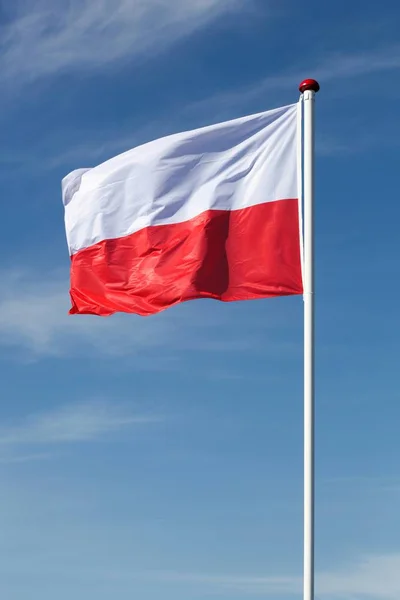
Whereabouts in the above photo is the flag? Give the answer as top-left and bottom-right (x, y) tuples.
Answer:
(62, 103), (302, 316)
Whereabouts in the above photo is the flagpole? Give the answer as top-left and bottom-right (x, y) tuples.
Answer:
(299, 78), (319, 600)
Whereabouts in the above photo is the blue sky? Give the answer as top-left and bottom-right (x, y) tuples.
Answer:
(0, 0), (400, 598)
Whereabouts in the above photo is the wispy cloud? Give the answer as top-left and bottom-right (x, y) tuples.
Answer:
(0, 269), (176, 359)
(22, 43), (400, 173)
(0, 118), (173, 180)
(0, 400), (159, 446)
(317, 553), (400, 599)
(0, 269), (292, 363)
(0, 452), (52, 464)
(132, 553), (400, 598)
(198, 44), (400, 113)
(174, 43), (400, 157)
(147, 570), (298, 594)
(0, 0), (246, 85)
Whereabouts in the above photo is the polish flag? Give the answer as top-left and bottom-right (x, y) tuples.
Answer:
(62, 104), (302, 316)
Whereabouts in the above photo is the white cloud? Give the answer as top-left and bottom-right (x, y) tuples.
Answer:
(0, 400), (159, 446)
(0, 0), (245, 84)
(142, 570), (299, 594)
(22, 43), (399, 174)
(0, 269), (176, 358)
(189, 44), (400, 118)
(0, 452), (52, 464)
(134, 553), (400, 598)
(317, 554), (400, 599)
(0, 269), (280, 362)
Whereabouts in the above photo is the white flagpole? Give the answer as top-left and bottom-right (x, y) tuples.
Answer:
(299, 78), (319, 600)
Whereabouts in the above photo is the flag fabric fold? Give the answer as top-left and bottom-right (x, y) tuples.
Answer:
(62, 103), (302, 316)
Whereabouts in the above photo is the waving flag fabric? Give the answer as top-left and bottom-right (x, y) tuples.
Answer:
(62, 103), (302, 316)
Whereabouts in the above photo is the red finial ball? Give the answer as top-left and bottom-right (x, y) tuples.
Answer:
(299, 79), (320, 94)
